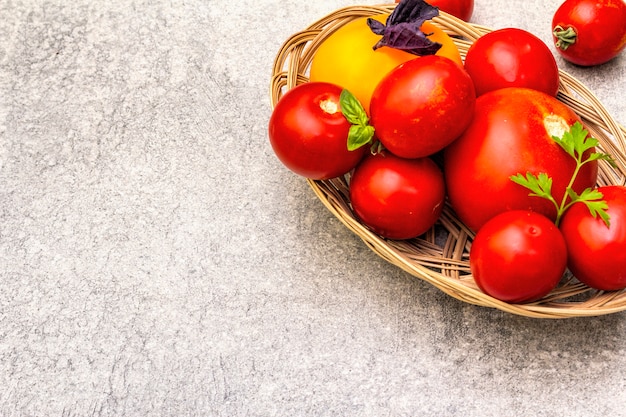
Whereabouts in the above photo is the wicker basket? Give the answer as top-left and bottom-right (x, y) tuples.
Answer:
(269, 4), (626, 318)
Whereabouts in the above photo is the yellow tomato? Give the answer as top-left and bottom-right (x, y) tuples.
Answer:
(309, 14), (463, 113)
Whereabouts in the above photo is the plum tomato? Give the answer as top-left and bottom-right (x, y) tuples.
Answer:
(552, 0), (626, 66)
(370, 55), (476, 159)
(349, 152), (446, 240)
(560, 185), (626, 291)
(470, 210), (567, 304)
(464, 28), (560, 97)
(268, 82), (367, 180)
(395, 0), (474, 21)
(443, 87), (598, 232)
(309, 14), (462, 113)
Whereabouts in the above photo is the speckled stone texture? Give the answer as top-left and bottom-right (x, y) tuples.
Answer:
(1, 0), (626, 416)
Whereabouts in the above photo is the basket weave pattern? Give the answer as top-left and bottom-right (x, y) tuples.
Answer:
(270, 5), (626, 318)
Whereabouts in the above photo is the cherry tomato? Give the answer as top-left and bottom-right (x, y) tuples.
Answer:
(395, 0), (474, 21)
(268, 82), (367, 180)
(560, 185), (626, 291)
(349, 152), (446, 240)
(309, 14), (463, 113)
(464, 28), (560, 97)
(470, 210), (567, 304)
(552, 0), (626, 66)
(443, 87), (598, 232)
(370, 55), (476, 159)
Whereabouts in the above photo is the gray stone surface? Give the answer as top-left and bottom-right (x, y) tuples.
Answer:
(1, 0), (626, 416)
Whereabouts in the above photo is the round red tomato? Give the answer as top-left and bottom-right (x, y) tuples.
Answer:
(268, 82), (367, 180)
(560, 185), (626, 291)
(370, 55), (476, 159)
(552, 0), (626, 66)
(395, 0), (474, 21)
(349, 152), (446, 240)
(470, 210), (567, 303)
(443, 87), (598, 232)
(464, 28), (560, 97)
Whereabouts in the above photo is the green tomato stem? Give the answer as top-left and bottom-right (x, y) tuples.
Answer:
(553, 25), (577, 51)
(555, 152), (585, 226)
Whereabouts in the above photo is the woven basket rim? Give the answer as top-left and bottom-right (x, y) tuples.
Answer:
(270, 5), (626, 319)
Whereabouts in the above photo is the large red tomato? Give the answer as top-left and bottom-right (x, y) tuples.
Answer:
(349, 152), (446, 240)
(470, 210), (567, 303)
(464, 28), (560, 97)
(370, 55), (476, 159)
(268, 82), (367, 180)
(395, 0), (474, 21)
(560, 185), (626, 291)
(443, 87), (598, 232)
(552, 0), (626, 66)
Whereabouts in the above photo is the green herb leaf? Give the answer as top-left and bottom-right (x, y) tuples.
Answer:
(340, 89), (375, 151)
(348, 125), (375, 151)
(551, 121), (613, 164)
(510, 172), (555, 202)
(340, 89), (368, 126)
(586, 198), (611, 227)
(588, 151), (617, 167)
(511, 121), (613, 227)
(567, 188), (611, 227)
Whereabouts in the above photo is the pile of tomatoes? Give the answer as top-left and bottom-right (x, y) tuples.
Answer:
(268, 0), (626, 304)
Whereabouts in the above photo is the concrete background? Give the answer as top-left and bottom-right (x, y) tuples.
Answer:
(1, 0), (626, 416)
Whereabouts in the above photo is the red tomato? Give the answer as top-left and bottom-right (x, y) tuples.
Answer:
(349, 152), (446, 240)
(395, 0), (474, 21)
(443, 87), (598, 232)
(552, 0), (626, 66)
(268, 82), (367, 180)
(370, 55), (476, 159)
(464, 28), (560, 97)
(470, 210), (567, 303)
(560, 185), (626, 291)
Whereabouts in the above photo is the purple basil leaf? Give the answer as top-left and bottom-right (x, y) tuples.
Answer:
(368, 18), (386, 36)
(371, 22), (442, 55)
(366, 0), (442, 56)
(389, 0), (439, 27)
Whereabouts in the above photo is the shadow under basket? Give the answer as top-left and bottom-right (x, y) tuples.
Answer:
(269, 5), (626, 319)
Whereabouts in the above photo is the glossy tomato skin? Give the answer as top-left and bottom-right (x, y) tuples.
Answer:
(443, 87), (598, 232)
(395, 0), (474, 21)
(268, 82), (367, 180)
(370, 55), (476, 159)
(310, 14), (463, 113)
(464, 28), (560, 97)
(560, 185), (626, 291)
(349, 152), (446, 240)
(552, 0), (626, 66)
(470, 210), (567, 303)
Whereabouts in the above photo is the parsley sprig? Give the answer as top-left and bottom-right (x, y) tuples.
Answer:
(510, 121), (615, 227)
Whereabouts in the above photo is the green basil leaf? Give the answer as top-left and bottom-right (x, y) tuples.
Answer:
(340, 89), (369, 126)
(347, 125), (375, 151)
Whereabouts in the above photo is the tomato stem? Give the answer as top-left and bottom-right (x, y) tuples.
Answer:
(553, 25), (577, 51)
(555, 160), (582, 227)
